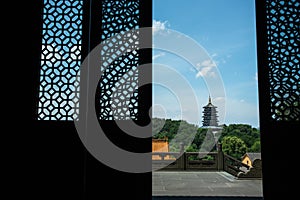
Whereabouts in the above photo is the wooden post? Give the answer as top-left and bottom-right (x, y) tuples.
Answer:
(179, 142), (184, 154)
(217, 143), (224, 171)
(178, 142), (185, 170)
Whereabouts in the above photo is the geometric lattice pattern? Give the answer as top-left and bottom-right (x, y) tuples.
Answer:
(99, 0), (139, 120)
(266, 0), (300, 121)
(38, 0), (82, 120)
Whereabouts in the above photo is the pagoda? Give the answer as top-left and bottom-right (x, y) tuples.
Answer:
(202, 96), (219, 127)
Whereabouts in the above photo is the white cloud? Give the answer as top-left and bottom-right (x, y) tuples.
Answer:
(210, 53), (217, 58)
(153, 20), (169, 35)
(195, 59), (217, 78)
(152, 52), (165, 60)
(208, 53), (232, 67)
(214, 96), (225, 102)
(189, 67), (196, 73)
(196, 59), (217, 68)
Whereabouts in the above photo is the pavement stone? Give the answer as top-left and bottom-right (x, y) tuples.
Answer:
(152, 171), (263, 199)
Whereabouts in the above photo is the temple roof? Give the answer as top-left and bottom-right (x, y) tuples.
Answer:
(242, 153), (261, 161)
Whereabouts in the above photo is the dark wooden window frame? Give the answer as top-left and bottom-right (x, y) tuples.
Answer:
(20, 0), (299, 199)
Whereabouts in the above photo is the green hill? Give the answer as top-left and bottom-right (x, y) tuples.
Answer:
(152, 118), (261, 158)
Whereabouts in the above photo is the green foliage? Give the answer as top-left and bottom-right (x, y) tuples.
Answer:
(193, 128), (209, 149)
(250, 140), (261, 152)
(169, 143), (180, 152)
(202, 155), (214, 161)
(152, 118), (180, 141)
(221, 136), (247, 159)
(220, 124), (260, 150)
(153, 118), (261, 155)
(152, 118), (198, 147)
(186, 144), (198, 152)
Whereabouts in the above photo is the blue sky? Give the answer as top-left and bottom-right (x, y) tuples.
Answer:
(152, 0), (259, 128)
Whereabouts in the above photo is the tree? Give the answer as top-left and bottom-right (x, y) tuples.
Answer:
(152, 118), (260, 157)
(198, 129), (217, 152)
(186, 144), (198, 152)
(192, 128), (208, 149)
(221, 136), (247, 160)
(250, 140), (261, 152)
(219, 124), (260, 149)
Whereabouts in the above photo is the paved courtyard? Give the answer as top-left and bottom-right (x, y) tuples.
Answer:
(152, 171), (263, 199)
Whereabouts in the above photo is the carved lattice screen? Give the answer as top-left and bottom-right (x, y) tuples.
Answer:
(37, 0), (140, 121)
(266, 0), (300, 121)
(38, 0), (82, 120)
(99, 0), (139, 120)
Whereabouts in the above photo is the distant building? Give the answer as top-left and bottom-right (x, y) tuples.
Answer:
(202, 96), (219, 128)
(241, 152), (261, 167)
(152, 138), (169, 152)
(152, 138), (169, 160)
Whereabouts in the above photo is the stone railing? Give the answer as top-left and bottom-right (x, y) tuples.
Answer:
(152, 151), (219, 171)
(152, 143), (262, 179)
(152, 152), (182, 171)
(223, 154), (250, 177)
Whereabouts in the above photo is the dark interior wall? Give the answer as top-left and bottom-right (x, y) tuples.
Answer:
(14, 0), (152, 199)
(256, 0), (300, 198)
